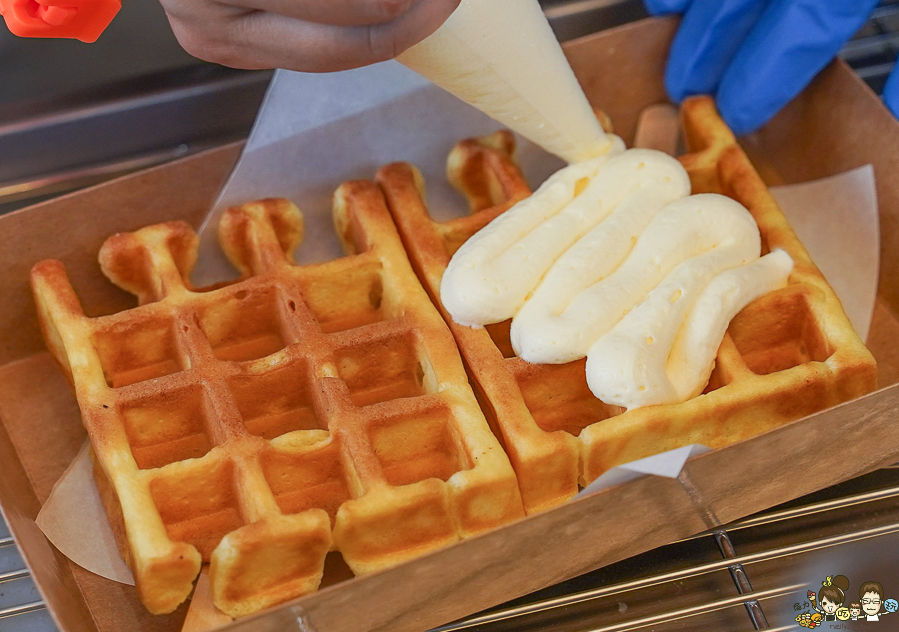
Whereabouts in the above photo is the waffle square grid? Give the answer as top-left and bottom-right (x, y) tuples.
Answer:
(30, 187), (524, 617)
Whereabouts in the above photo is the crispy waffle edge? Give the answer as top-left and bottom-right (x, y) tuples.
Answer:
(29, 190), (524, 617)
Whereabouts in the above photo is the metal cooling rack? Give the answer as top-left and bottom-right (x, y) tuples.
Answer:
(429, 467), (899, 631)
(3, 2), (899, 631)
(841, 0), (899, 94)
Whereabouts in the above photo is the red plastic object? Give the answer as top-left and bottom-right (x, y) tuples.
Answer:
(0, 0), (120, 43)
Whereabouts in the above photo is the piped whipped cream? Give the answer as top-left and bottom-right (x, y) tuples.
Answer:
(441, 135), (627, 325)
(441, 148), (794, 410)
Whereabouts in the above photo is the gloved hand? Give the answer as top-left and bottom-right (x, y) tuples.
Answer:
(645, 0), (892, 135)
(158, 0), (460, 73)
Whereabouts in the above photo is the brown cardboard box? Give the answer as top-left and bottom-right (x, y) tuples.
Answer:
(2, 17), (899, 632)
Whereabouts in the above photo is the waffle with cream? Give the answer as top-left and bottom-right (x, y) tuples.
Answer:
(379, 96), (878, 513)
(30, 190), (524, 617)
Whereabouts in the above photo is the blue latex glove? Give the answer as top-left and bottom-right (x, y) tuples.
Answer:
(645, 0), (892, 135)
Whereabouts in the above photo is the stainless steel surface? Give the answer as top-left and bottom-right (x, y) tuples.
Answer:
(542, 0), (648, 42)
(0, 65), (270, 214)
(841, 0), (899, 92)
(0, 0), (193, 107)
(1, 2), (898, 631)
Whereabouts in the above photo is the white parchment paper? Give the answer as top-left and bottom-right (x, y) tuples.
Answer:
(35, 442), (135, 584)
(772, 166), (880, 341)
(578, 445), (711, 497)
(191, 64), (564, 283)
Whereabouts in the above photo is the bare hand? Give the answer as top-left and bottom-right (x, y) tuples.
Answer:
(159, 0), (461, 72)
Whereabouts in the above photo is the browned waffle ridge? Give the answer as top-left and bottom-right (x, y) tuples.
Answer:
(30, 189), (524, 617)
(378, 95), (878, 514)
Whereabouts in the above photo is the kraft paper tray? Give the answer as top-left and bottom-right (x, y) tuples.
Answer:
(2, 17), (899, 632)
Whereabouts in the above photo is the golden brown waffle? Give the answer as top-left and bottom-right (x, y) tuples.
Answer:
(379, 95), (878, 514)
(30, 188), (524, 617)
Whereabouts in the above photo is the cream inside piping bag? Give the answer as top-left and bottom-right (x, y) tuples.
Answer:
(397, 0), (613, 163)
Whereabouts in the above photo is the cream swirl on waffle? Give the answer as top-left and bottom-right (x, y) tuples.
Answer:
(441, 146), (794, 409)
